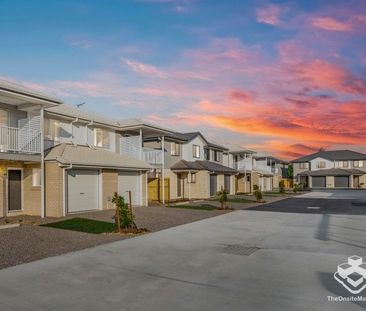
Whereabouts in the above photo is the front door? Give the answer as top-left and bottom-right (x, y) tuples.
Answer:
(353, 176), (360, 188)
(210, 174), (217, 196)
(8, 169), (22, 211)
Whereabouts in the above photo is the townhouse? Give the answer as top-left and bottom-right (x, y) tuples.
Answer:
(0, 80), (174, 218)
(141, 132), (237, 202)
(292, 150), (366, 189)
(231, 150), (288, 192)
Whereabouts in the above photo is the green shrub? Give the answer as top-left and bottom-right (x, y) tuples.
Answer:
(216, 188), (229, 209)
(293, 183), (302, 193)
(253, 184), (263, 202)
(112, 192), (135, 230)
(279, 180), (285, 194)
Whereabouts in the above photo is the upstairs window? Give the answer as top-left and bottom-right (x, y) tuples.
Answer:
(204, 148), (210, 160)
(44, 118), (60, 141)
(354, 160), (364, 168)
(0, 109), (8, 126)
(336, 161), (349, 168)
(299, 162), (308, 169)
(213, 150), (222, 162)
(170, 142), (180, 156)
(317, 161), (326, 169)
(94, 128), (110, 148)
(192, 145), (200, 158)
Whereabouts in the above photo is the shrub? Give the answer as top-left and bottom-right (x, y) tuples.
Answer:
(216, 188), (229, 209)
(253, 184), (263, 202)
(112, 192), (135, 231)
(293, 183), (302, 193)
(279, 180), (285, 194)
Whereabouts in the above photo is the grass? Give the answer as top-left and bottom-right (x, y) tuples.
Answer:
(169, 204), (218, 211)
(41, 218), (117, 234)
(210, 197), (255, 203)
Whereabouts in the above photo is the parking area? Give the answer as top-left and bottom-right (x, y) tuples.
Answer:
(298, 189), (366, 200)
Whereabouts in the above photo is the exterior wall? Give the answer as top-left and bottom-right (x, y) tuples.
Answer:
(101, 169), (118, 210)
(184, 170), (210, 199)
(251, 172), (260, 192)
(293, 162), (310, 178)
(236, 174), (251, 193)
(182, 135), (206, 161)
(326, 176), (335, 188)
(45, 161), (64, 217)
(273, 174), (283, 190)
(0, 161), (42, 218)
(141, 172), (147, 206)
(359, 174), (366, 188)
(164, 141), (183, 168)
(309, 157), (334, 171)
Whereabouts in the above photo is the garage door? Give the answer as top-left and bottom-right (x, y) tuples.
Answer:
(210, 174), (217, 196)
(312, 176), (326, 188)
(68, 169), (99, 213)
(118, 171), (140, 206)
(224, 175), (231, 192)
(335, 176), (349, 188)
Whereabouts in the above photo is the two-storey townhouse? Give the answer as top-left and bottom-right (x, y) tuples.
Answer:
(231, 150), (288, 192)
(143, 132), (237, 202)
(292, 150), (366, 189)
(43, 104), (157, 216)
(0, 80), (63, 218)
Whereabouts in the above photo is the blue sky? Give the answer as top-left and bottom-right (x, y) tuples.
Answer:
(1, 0), (365, 158)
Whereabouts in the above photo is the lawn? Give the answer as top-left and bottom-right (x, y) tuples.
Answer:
(169, 204), (218, 211)
(41, 218), (117, 234)
(210, 197), (255, 203)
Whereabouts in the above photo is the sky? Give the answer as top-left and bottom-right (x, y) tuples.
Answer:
(1, 0), (366, 160)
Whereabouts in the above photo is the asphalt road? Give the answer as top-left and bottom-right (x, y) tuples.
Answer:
(1, 204), (365, 310)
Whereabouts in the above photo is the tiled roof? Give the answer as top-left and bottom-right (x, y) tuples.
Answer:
(297, 168), (365, 176)
(292, 150), (366, 162)
(171, 159), (237, 174)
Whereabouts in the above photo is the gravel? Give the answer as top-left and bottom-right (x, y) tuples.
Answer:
(0, 205), (230, 270)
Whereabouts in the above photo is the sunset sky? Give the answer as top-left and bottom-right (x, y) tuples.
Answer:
(1, 0), (365, 159)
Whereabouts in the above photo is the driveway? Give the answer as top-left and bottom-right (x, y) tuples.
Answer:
(298, 189), (366, 200)
(0, 210), (365, 310)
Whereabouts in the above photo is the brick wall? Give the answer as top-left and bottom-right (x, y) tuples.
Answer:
(45, 161), (64, 217)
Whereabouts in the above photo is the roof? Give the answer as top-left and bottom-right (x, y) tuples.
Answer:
(45, 143), (151, 170)
(207, 141), (229, 151)
(46, 104), (121, 127)
(297, 168), (365, 177)
(171, 159), (237, 174)
(254, 155), (289, 164)
(292, 150), (366, 162)
(0, 79), (63, 106)
(230, 149), (256, 155)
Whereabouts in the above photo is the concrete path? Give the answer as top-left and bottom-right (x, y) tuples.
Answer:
(1, 210), (366, 310)
(298, 189), (366, 200)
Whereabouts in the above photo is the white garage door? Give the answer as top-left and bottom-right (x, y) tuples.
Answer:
(68, 169), (99, 213)
(118, 171), (140, 206)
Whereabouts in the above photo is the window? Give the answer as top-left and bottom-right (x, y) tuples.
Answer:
(299, 162), (308, 169)
(0, 109), (8, 126)
(336, 161), (349, 168)
(94, 128), (110, 148)
(204, 148), (210, 160)
(246, 175), (250, 182)
(317, 161), (326, 169)
(192, 145), (200, 158)
(170, 142), (180, 156)
(189, 172), (196, 183)
(213, 150), (222, 162)
(354, 160), (364, 168)
(44, 118), (60, 141)
(32, 168), (41, 187)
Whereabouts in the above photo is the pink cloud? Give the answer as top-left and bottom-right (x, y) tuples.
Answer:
(311, 17), (352, 32)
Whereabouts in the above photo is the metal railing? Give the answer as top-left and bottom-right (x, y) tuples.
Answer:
(0, 125), (41, 153)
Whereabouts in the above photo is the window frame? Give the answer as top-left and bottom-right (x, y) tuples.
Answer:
(317, 161), (326, 169)
(299, 162), (308, 169)
(170, 142), (180, 156)
(44, 118), (60, 141)
(189, 172), (197, 183)
(192, 145), (200, 158)
(354, 160), (364, 168)
(94, 128), (110, 148)
(32, 168), (41, 187)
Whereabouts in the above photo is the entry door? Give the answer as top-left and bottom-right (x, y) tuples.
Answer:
(354, 176), (360, 188)
(210, 174), (217, 196)
(8, 169), (22, 211)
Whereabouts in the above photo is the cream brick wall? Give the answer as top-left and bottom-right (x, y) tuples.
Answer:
(185, 171), (210, 199)
(141, 171), (148, 206)
(273, 174), (283, 190)
(236, 174), (251, 193)
(217, 174), (225, 192)
(252, 172), (260, 192)
(101, 169), (118, 210)
(326, 176), (335, 188)
(164, 169), (179, 200)
(45, 161), (64, 217)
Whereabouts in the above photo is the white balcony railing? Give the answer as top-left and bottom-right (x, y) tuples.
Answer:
(0, 125), (41, 153)
(235, 159), (253, 171)
(143, 148), (162, 165)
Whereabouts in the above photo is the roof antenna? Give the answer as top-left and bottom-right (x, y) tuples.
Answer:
(76, 102), (86, 108)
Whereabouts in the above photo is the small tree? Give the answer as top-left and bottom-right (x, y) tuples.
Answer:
(216, 187), (229, 209)
(253, 184), (263, 202)
(287, 164), (293, 179)
(112, 192), (135, 232)
(279, 180), (285, 194)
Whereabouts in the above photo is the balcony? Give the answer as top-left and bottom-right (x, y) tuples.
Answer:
(143, 148), (162, 165)
(234, 158), (253, 171)
(120, 136), (162, 165)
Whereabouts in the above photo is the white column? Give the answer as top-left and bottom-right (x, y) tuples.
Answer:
(244, 169), (247, 193)
(139, 128), (143, 161)
(188, 171), (192, 200)
(40, 107), (45, 218)
(161, 136), (165, 204)
(145, 172), (148, 206)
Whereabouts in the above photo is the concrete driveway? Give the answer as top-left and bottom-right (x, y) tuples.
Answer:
(298, 189), (366, 200)
(0, 210), (365, 310)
